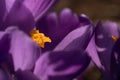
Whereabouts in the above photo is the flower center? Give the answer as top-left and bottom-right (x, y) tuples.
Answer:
(30, 30), (51, 48)
(112, 35), (118, 42)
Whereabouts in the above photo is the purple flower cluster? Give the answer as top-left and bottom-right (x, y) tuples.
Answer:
(0, 0), (120, 80)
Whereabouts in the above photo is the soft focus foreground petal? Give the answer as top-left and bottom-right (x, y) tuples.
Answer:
(54, 25), (94, 52)
(103, 21), (119, 37)
(86, 36), (104, 71)
(95, 21), (115, 73)
(3, 0), (35, 33)
(111, 38), (120, 79)
(34, 51), (90, 80)
(37, 8), (92, 51)
(6, 27), (41, 71)
(0, 0), (6, 27)
(23, 0), (57, 20)
(15, 70), (39, 80)
(0, 69), (10, 80)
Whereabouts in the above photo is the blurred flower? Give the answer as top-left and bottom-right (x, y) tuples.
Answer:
(87, 21), (120, 80)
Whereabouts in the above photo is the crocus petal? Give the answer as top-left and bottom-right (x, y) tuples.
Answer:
(0, 31), (7, 39)
(86, 36), (104, 71)
(0, 0), (6, 27)
(5, 0), (15, 12)
(23, 0), (57, 20)
(95, 21), (115, 73)
(103, 21), (119, 37)
(34, 51), (90, 80)
(0, 69), (9, 80)
(111, 38), (120, 78)
(3, 0), (35, 33)
(0, 31), (11, 63)
(59, 8), (79, 28)
(5, 27), (41, 71)
(54, 24), (94, 52)
(37, 8), (92, 51)
(15, 70), (39, 80)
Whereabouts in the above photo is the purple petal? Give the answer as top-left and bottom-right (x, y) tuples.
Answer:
(103, 21), (119, 37)
(95, 21), (116, 73)
(23, 0), (57, 20)
(0, 0), (6, 27)
(34, 51), (90, 80)
(86, 36), (104, 71)
(0, 31), (15, 74)
(0, 31), (11, 63)
(3, 0), (35, 33)
(111, 38), (120, 77)
(6, 27), (41, 71)
(54, 24), (94, 52)
(0, 69), (9, 80)
(5, 0), (15, 12)
(15, 70), (39, 80)
(59, 8), (79, 28)
(37, 8), (92, 51)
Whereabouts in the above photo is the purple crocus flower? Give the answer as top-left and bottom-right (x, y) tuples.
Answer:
(0, 0), (56, 80)
(87, 21), (120, 80)
(0, 1), (94, 80)
(33, 8), (94, 80)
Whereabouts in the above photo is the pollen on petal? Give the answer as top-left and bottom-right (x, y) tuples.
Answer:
(30, 30), (51, 48)
(112, 35), (118, 42)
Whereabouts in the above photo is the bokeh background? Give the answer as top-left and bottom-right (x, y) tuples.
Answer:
(51, 0), (120, 80)
(53, 0), (120, 23)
